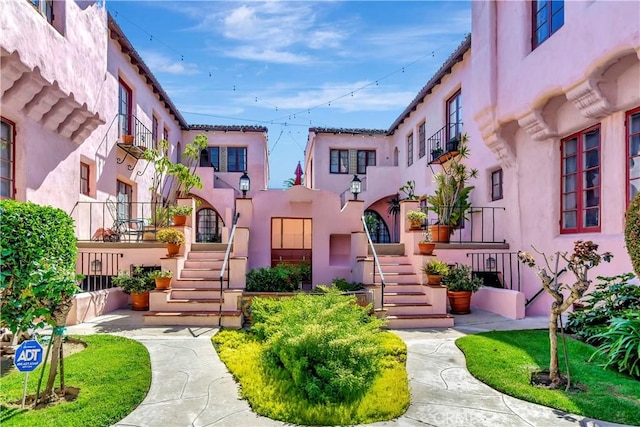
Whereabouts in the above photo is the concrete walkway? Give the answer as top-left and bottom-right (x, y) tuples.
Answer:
(64, 309), (632, 427)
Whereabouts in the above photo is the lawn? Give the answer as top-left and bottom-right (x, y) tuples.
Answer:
(0, 335), (151, 427)
(213, 329), (410, 425)
(456, 330), (640, 425)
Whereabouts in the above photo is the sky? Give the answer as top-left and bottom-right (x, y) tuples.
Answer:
(108, 0), (472, 188)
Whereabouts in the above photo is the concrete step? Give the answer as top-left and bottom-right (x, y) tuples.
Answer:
(183, 259), (224, 269)
(371, 243), (405, 256)
(384, 313), (455, 329)
(173, 278), (225, 287)
(378, 272), (420, 284)
(191, 243), (228, 252)
(187, 251), (226, 260)
(377, 255), (409, 264)
(170, 288), (223, 300)
(385, 291), (429, 304)
(155, 298), (222, 312)
(384, 302), (434, 316)
(143, 310), (242, 328)
(381, 283), (423, 293)
(377, 263), (415, 274)
(180, 268), (225, 279)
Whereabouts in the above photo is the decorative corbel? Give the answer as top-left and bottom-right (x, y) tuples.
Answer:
(565, 79), (612, 119)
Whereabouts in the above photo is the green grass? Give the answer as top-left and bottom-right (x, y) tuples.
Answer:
(213, 329), (410, 425)
(456, 330), (640, 425)
(0, 335), (151, 427)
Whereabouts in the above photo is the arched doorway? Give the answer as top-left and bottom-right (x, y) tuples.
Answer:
(196, 208), (224, 243)
(364, 210), (391, 243)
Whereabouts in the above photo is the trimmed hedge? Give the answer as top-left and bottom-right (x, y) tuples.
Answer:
(625, 192), (640, 277)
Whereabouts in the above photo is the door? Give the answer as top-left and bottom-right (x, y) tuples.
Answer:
(271, 218), (312, 267)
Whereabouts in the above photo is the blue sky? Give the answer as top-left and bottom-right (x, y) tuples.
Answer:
(108, 1), (471, 188)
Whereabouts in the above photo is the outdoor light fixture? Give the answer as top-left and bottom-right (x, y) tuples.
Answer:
(90, 259), (102, 273)
(350, 174), (362, 200)
(239, 172), (250, 198)
(485, 256), (497, 271)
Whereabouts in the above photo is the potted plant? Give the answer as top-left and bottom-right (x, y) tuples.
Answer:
(112, 267), (155, 310)
(427, 134), (478, 243)
(121, 134), (134, 144)
(442, 264), (483, 314)
(148, 269), (173, 290)
(446, 135), (460, 152)
(157, 228), (186, 257)
(418, 228), (436, 255)
(431, 147), (444, 162)
(170, 205), (193, 226)
(421, 259), (449, 285)
(406, 209), (427, 231)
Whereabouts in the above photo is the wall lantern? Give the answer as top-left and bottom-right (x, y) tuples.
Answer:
(239, 172), (250, 198)
(350, 175), (362, 200)
(485, 256), (497, 271)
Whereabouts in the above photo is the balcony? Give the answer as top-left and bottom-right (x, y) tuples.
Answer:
(427, 124), (462, 165)
(116, 114), (154, 161)
(423, 205), (507, 244)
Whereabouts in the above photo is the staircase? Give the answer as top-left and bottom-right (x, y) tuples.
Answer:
(144, 244), (243, 327)
(376, 255), (454, 328)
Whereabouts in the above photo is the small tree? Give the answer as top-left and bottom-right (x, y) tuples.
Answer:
(170, 134), (208, 199)
(624, 192), (640, 277)
(518, 241), (612, 388)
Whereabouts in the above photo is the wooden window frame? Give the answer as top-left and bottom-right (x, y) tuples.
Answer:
(560, 124), (601, 234)
(407, 133), (414, 166)
(116, 179), (133, 219)
(418, 122), (426, 159)
(357, 150), (376, 174)
(152, 115), (159, 144)
(80, 162), (90, 196)
(330, 149), (349, 174)
(446, 90), (463, 141)
(491, 169), (503, 201)
(118, 78), (133, 136)
(227, 147), (247, 172)
(627, 106), (640, 207)
(1, 117), (16, 200)
(532, 0), (564, 49)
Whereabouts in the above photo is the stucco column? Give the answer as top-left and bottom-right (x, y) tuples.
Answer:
(235, 197), (253, 228)
(399, 200), (419, 245)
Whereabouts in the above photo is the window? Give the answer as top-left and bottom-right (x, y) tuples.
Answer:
(627, 107), (640, 204)
(491, 169), (503, 201)
(357, 150), (376, 174)
(152, 115), (159, 144)
(561, 125), (600, 233)
(227, 147), (247, 172)
(116, 180), (133, 219)
(196, 208), (224, 243)
(407, 134), (414, 166)
(163, 127), (169, 143)
(532, 0), (564, 49)
(447, 90), (463, 142)
(80, 162), (90, 196)
(418, 122), (426, 158)
(1, 118), (15, 199)
(330, 149), (349, 174)
(29, 0), (54, 24)
(118, 79), (132, 136)
(200, 147), (220, 170)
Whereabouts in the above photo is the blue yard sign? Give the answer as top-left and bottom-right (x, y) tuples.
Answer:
(15, 340), (44, 372)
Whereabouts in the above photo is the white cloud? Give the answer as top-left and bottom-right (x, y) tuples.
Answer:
(139, 50), (199, 75)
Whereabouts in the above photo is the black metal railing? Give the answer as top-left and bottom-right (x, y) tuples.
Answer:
(427, 123), (462, 164)
(219, 212), (240, 326)
(362, 215), (385, 307)
(77, 252), (123, 292)
(72, 201), (177, 242)
(117, 113), (154, 153)
(423, 205), (506, 243)
(466, 252), (521, 291)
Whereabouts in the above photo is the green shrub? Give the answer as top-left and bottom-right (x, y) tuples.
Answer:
(332, 278), (365, 292)
(245, 262), (310, 292)
(625, 192), (640, 277)
(590, 313), (640, 378)
(250, 289), (385, 404)
(566, 274), (640, 343)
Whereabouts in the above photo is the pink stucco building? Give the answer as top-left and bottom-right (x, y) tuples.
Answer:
(2, 0), (638, 327)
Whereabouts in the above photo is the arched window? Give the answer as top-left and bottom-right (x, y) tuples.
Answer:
(364, 210), (390, 244)
(196, 208), (224, 243)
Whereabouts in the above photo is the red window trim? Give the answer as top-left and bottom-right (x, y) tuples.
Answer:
(80, 162), (90, 196)
(0, 117), (16, 200)
(626, 106), (640, 208)
(118, 78), (133, 135)
(446, 90), (462, 141)
(560, 124), (601, 234)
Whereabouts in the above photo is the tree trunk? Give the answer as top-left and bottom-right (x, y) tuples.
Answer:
(548, 304), (562, 388)
(42, 298), (73, 398)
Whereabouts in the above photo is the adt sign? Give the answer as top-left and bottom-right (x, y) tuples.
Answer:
(15, 340), (44, 372)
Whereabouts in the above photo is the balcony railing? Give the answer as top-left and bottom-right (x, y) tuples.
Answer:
(427, 123), (462, 164)
(117, 114), (154, 160)
(423, 205), (506, 244)
(72, 201), (175, 242)
(77, 251), (123, 292)
(466, 252), (521, 291)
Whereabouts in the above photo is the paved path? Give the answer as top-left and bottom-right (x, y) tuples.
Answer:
(63, 310), (632, 427)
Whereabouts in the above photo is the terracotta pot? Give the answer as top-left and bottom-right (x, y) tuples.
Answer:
(166, 243), (180, 257)
(130, 291), (149, 311)
(427, 274), (442, 285)
(154, 277), (171, 290)
(448, 290), (472, 314)
(121, 134), (134, 144)
(429, 224), (451, 243)
(409, 220), (422, 230)
(173, 215), (187, 226)
(418, 242), (436, 255)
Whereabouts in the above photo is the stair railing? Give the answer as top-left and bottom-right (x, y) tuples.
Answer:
(362, 215), (385, 307)
(218, 212), (240, 326)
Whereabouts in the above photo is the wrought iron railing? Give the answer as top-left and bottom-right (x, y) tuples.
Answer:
(466, 252), (521, 291)
(72, 201), (176, 242)
(77, 251), (123, 292)
(117, 113), (154, 152)
(423, 205), (506, 243)
(362, 215), (385, 307)
(427, 123), (462, 164)
(219, 212), (240, 326)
